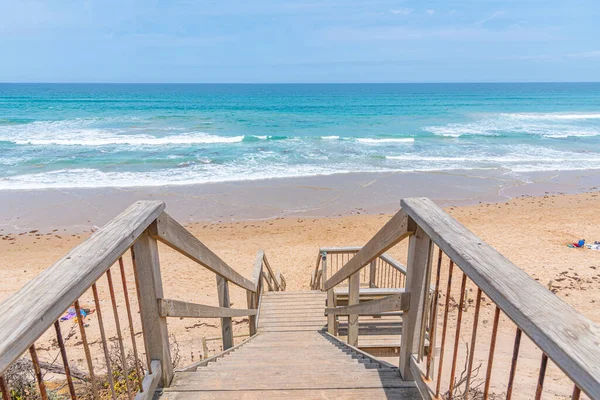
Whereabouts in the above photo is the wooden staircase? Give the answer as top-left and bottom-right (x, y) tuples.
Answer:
(158, 291), (420, 399)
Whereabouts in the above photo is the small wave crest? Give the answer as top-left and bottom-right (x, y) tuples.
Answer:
(243, 135), (289, 142)
(356, 138), (415, 144)
(502, 112), (600, 121)
(424, 112), (600, 138)
(8, 133), (244, 146)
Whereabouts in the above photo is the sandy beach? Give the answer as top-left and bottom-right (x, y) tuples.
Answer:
(1, 187), (599, 398)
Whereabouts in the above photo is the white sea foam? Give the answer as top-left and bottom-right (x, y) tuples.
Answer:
(385, 155), (600, 163)
(356, 138), (415, 144)
(321, 135), (340, 140)
(424, 112), (600, 138)
(0, 118), (245, 146)
(502, 112), (600, 121)
(10, 133), (244, 146)
(0, 164), (374, 190)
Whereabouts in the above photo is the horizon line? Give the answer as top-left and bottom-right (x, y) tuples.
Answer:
(1, 81), (600, 85)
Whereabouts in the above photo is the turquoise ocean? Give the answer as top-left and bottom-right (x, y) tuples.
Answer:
(1, 83), (599, 190)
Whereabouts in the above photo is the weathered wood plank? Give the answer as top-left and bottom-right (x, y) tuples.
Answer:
(379, 253), (407, 275)
(135, 360), (162, 400)
(166, 376), (413, 390)
(325, 293), (410, 315)
(347, 271), (360, 347)
(0, 201), (165, 375)
(251, 250), (263, 331)
(399, 224), (433, 379)
(177, 335), (256, 372)
(150, 212), (255, 292)
(262, 271), (274, 291)
(334, 287), (404, 296)
(216, 276), (234, 350)
(324, 209), (412, 290)
(369, 259), (377, 288)
(262, 255), (280, 291)
(311, 252), (322, 289)
(409, 355), (435, 400)
(246, 289), (257, 336)
(319, 247), (362, 254)
(132, 229), (173, 386)
(158, 298), (257, 318)
(159, 388), (422, 400)
(252, 251), (264, 287)
(401, 197), (600, 398)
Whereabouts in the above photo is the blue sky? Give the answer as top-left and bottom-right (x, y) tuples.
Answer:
(0, 0), (598, 83)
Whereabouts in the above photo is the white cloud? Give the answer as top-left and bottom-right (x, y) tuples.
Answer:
(390, 8), (412, 15)
(426, 9), (435, 15)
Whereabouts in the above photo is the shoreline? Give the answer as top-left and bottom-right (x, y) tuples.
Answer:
(2, 168), (600, 234)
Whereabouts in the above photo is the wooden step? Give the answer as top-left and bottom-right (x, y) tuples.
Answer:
(163, 292), (418, 399)
(158, 387), (422, 399)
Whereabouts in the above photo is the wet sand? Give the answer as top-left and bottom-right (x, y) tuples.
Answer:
(2, 168), (600, 234)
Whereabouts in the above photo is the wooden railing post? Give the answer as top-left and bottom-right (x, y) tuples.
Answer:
(321, 251), (327, 291)
(216, 276), (234, 350)
(399, 223), (433, 380)
(347, 271), (360, 347)
(132, 228), (173, 387)
(246, 289), (257, 336)
(323, 253), (337, 335)
(369, 259), (377, 288)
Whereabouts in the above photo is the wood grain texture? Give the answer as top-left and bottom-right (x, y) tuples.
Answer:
(347, 272), (360, 347)
(165, 324), (418, 397)
(177, 336), (257, 372)
(216, 276), (234, 350)
(251, 251), (264, 297)
(333, 287), (404, 297)
(0, 200), (165, 375)
(409, 355), (435, 400)
(158, 298), (257, 318)
(132, 229), (173, 387)
(262, 255), (280, 291)
(326, 288), (336, 335)
(399, 225), (433, 380)
(325, 293), (411, 315)
(246, 289), (257, 336)
(319, 247), (362, 254)
(151, 212), (255, 292)
(369, 259), (377, 288)
(324, 209), (412, 290)
(135, 360), (161, 400)
(379, 253), (408, 275)
(401, 197), (600, 397)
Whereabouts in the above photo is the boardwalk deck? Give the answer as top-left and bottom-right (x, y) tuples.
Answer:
(158, 291), (420, 399)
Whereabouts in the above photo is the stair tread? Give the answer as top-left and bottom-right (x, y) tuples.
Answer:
(166, 291), (413, 398)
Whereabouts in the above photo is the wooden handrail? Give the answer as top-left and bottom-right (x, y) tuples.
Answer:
(379, 253), (407, 275)
(401, 197), (600, 398)
(158, 298), (258, 318)
(150, 212), (256, 292)
(324, 292), (411, 315)
(311, 251), (322, 289)
(252, 250), (265, 288)
(0, 200), (165, 375)
(311, 247), (407, 290)
(324, 210), (413, 290)
(318, 246), (361, 253)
